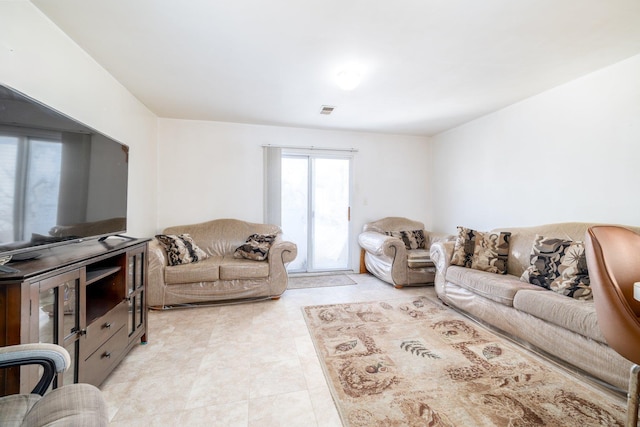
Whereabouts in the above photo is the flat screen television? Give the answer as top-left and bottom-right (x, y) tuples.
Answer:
(0, 84), (128, 264)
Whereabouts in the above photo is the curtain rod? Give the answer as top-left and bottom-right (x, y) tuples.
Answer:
(262, 144), (358, 153)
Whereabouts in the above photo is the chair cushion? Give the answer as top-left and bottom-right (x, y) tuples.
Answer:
(407, 249), (433, 268)
(23, 383), (108, 427)
(0, 394), (40, 427)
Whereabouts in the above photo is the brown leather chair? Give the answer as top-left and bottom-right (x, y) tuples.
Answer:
(585, 225), (640, 427)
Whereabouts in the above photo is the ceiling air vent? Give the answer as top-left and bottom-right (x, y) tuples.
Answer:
(320, 105), (336, 115)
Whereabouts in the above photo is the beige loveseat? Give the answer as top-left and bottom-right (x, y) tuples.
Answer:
(147, 219), (297, 308)
(358, 217), (453, 288)
(430, 222), (640, 392)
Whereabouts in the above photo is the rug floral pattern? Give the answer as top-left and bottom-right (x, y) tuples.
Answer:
(303, 296), (625, 426)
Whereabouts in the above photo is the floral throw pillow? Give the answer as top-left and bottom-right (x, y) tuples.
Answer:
(471, 231), (511, 274)
(385, 230), (426, 250)
(155, 234), (209, 266)
(451, 227), (478, 268)
(520, 235), (591, 300)
(451, 227), (511, 274)
(234, 234), (277, 261)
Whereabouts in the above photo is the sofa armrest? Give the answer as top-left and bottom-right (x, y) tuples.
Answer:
(358, 231), (404, 257)
(267, 237), (298, 296)
(430, 241), (456, 298)
(147, 238), (169, 307)
(0, 343), (70, 395)
(358, 231), (387, 256)
(359, 231), (409, 284)
(269, 238), (298, 265)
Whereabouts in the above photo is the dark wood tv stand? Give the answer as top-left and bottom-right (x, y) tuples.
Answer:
(0, 237), (149, 395)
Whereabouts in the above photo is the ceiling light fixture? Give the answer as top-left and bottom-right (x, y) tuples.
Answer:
(336, 66), (362, 91)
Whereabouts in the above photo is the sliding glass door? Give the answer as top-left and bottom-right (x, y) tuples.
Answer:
(281, 154), (351, 273)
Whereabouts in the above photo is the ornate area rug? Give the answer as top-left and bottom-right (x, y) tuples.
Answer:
(303, 296), (625, 426)
(288, 274), (357, 290)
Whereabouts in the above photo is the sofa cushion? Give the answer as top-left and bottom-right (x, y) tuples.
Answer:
(446, 266), (542, 306)
(407, 249), (433, 268)
(385, 230), (426, 250)
(234, 234), (276, 261)
(219, 257), (270, 280)
(520, 235), (592, 300)
(155, 234), (209, 266)
(164, 256), (221, 285)
(512, 289), (604, 343)
(451, 227), (510, 274)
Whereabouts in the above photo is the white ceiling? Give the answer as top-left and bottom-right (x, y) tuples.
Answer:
(31, 0), (640, 136)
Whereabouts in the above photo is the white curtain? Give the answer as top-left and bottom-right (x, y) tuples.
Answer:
(263, 146), (282, 226)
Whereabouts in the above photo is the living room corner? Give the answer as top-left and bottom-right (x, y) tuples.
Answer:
(2, 1), (640, 426)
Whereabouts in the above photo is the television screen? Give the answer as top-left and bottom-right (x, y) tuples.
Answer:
(0, 84), (128, 259)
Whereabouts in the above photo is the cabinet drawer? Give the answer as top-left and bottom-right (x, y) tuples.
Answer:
(81, 326), (127, 386)
(83, 302), (127, 358)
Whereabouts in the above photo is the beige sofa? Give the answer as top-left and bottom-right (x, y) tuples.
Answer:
(430, 222), (640, 392)
(147, 219), (297, 308)
(358, 217), (453, 288)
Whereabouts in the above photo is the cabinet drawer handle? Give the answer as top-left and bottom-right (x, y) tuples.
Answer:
(103, 322), (112, 329)
(102, 352), (111, 359)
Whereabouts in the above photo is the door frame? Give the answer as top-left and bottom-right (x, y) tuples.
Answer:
(281, 149), (354, 273)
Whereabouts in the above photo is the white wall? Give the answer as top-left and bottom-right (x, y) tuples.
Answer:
(431, 53), (640, 234)
(12, 0), (637, 248)
(0, 2), (158, 238)
(157, 118), (431, 270)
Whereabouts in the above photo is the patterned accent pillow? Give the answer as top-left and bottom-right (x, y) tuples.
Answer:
(520, 235), (592, 300)
(471, 231), (511, 274)
(451, 227), (510, 274)
(384, 230), (426, 250)
(234, 234), (277, 261)
(451, 227), (478, 268)
(155, 234), (209, 266)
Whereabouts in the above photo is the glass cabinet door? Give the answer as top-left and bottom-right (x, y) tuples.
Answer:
(127, 255), (135, 295)
(135, 291), (144, 329)
(38, 287), (56, 345)
(127, 251), (145, 293)
(127, 249), (146, 340)
(127, 294), (135, 336)
(36, 269), (81, 388)
(135, 252), (144, 291)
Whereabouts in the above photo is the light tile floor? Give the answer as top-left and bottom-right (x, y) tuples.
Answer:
(101, 273), (429, 426)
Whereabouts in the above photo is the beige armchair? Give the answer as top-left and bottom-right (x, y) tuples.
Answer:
(358, 217), (453, 288)
(0, 343), (108, 426)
